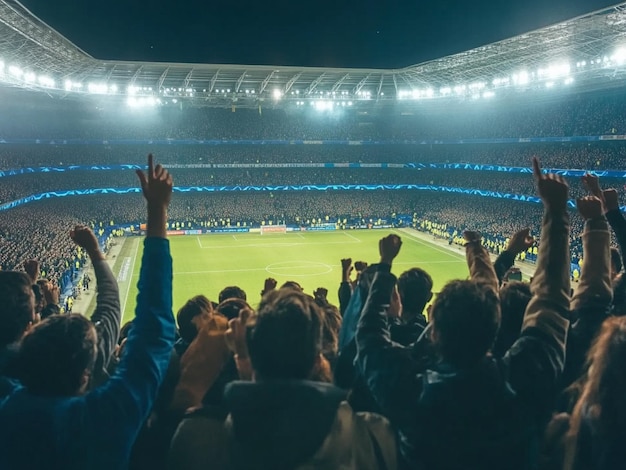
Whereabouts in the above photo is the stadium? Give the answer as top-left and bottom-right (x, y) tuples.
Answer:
(1, 0), (626, 468)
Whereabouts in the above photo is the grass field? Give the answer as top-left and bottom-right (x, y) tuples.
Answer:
(114, 229), (472, 323)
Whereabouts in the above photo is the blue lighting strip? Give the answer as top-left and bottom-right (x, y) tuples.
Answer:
(0, 184), (585, 213)
(1, 163), (625, 179)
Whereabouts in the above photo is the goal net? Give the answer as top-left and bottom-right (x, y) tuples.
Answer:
(260, 224), (287, 235)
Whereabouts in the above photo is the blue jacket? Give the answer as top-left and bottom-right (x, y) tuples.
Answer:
(0, 238), (176, 470)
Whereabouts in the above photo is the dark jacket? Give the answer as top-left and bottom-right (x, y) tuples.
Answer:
(356, 207), (571, 470)
(562, 216), (612, 389)
(89, 257), (122, 388)
(0, 238), (176, 470)
(169, 380), (397, 470)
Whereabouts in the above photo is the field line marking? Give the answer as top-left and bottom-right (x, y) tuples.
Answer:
(196, 236), (203, 248)
(232, 235), (238, 241)
(394, 229), (461, 260)
(342, 232), (361, 242)
(196, 240), (360, 249)
(121, 237), (140, 317)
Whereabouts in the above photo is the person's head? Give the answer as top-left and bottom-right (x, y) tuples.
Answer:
(17, 314), (97, 396)
(280, 281), (303, 292)
(430, 280), (500, 368)
(493, 281), (531, 357)
(218, 286), (247, 304)
(249, 288), (323, 380)
(216, 297), (251, 321)
(177, 295), (213, 344)
(566, 317), (626, 468)
(320, 304), (342, 361)
(611, 247), (622, 280)
(397, 268), (433, 317)
(0, 272), (36, 348)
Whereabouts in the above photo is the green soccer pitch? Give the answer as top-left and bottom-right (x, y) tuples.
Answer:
(113, 229), (472, 323)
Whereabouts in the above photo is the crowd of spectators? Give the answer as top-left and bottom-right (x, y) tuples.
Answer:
(2, 156), (626, 470)
(1, 142), (625, 171)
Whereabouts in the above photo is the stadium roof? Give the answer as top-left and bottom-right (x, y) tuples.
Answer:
(1, 0), (626, 107)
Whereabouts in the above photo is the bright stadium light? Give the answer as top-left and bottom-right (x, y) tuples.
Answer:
(23, 72), (36, 83)
(0, 60), (4, 74)
(612, 47), (626, 65)
(88, 82), (109, 94)
(8, 65), (23, 78)
(65, 80), (72, 91)
(109, 84), (118, 93)
(512, 71), (529, 86)
(546, 81), (555, 88)
(454, 85), (466, 95)
(564, 77), (575, 85)
(482, 91), (495, 99)
(38, 76), (55, 88)
(273, 89), (283, 100)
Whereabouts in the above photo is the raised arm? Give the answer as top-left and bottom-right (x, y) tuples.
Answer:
(602, 189), (626, 275)
(493, 229), (535, 284)
(563, 195), (612, 387)
(85, 155), (176, 460)
(504, 158), (570, 407)
(356, 235), (421, 426)
(463, 230), (499, 292)
(70, 225), (121, 389)
(338, 258), (353, 316)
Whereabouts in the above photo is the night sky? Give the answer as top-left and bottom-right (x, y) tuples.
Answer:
(20, 0), (617, 69)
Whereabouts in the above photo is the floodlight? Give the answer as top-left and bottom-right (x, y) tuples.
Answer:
(564, 77), (574, 85)
(0, 60), (4, 73)
(454, 85), (466, 95)
(172, 98), (178, 103)
(227, 89), (231, 93)
(8, 65), (22, 78)
(482, 91), (495, 99)
(273, 89), (283, 100)
(440, 87), (451, 95)
(512, 71), (529, 85)
(65, 80), (72, 91)
(24, 72), (36, 83)
(347, 101), (353, 106)
(612, 48), (626, 65)
(546, 81), (555, 88)
(110, 84), (118, 93)
(38, 76), (54, 88)
(295, 90), (300, 94)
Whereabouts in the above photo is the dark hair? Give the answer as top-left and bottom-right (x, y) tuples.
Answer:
(216, 297), (251, 321)
(492, 281), (531, 357)
(249, 288), (322, 380)
(430, 280), (500, 367)
(280, 281), (303, 291)
(610, 247), (622, 275)
(320, 304), (342, 361)
(0, 272), (35, 348)
(397, 268), (434, 315)
(565, 317), (626, 469)
(177, 295), (213, 343)
(17, 314), (97, 396)
(218, 286), (247, 304)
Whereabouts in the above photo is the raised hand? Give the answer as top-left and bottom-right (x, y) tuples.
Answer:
(70, 225), (100, 254)
(23, 259), (40, 283)
(603, 189), (620, 212)
(42, 282), (60, 306)
(507, 228), (535, 254)
(225, 307), (252, 358)
(533, 157), (569, 209)
(576, 196), (604, 220)
(340, 258), (353, 281)
(379, 234), (402, 265)
(136, 154), (173, 207)
(582, 173), (603, 198)
(261, 278), (277, 296)
(314, 287), (329, 303)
